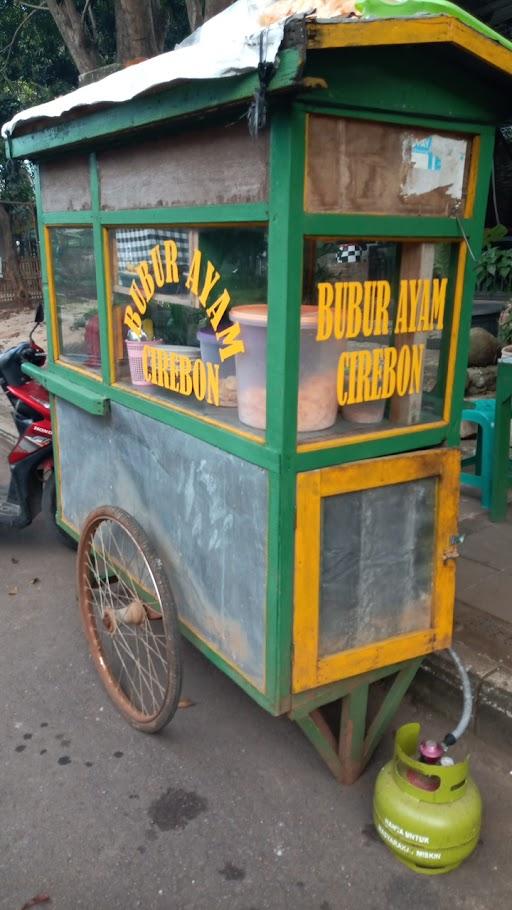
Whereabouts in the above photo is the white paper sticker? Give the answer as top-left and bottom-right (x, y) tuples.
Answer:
(401, 135), (467, 200)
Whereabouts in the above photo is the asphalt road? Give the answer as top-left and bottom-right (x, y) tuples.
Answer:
(1, 444), (512, 909)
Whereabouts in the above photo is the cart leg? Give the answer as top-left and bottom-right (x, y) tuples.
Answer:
(339, 684), (369, 784)
(295, 710), (343, 781)
(291, 658), (422, 784)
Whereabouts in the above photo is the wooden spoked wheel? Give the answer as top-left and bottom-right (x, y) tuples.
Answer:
(77, 506), (182, 732)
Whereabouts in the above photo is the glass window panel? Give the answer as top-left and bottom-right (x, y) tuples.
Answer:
(50, 227), (100, 373)
(306, 115), (471, 216)
(319, 477), (436, 656)
(298, 239), (454, 444)
(108, 226), (268, 438)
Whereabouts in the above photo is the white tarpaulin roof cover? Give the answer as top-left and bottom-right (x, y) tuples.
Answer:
(1, 0), (288, 139)
(3, 0), (510, 140)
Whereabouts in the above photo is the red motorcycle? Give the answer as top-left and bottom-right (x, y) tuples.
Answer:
(0, 304), (73, 546)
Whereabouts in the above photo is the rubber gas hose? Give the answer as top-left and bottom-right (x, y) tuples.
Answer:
(442, 648), (473, 748)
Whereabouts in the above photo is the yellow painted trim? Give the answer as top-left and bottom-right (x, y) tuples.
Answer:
(303, 112), (311, 213)
(464, 135), (480, 219)
(103, 227), (116, 383)
(44, 226), (60, 363)
(111, 381), (264, 444)
(316, 631), (436, 686)
(292, 448), (459, 692)
(55, 359), (102, 381)
(292, 471), (322, 691)
(307, 18), (512, 78)
(432, 447), (460, 642)
(179, 615), (266, 693)
(442, 243), (467, 424)
(46, 225), (102, 381)
(318, 447), (446, 496)
(298, 420), (446, 453)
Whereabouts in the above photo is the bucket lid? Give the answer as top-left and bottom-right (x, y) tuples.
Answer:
(230, 305), (319, 327)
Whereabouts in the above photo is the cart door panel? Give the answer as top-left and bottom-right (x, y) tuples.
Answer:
(292, 448), (459, 693)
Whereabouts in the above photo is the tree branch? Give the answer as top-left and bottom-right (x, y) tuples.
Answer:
(81, 0), (92, 24)
(14, 1), (48, 10)
(0, 7), (43, 70)
(46, 0), (103, 73)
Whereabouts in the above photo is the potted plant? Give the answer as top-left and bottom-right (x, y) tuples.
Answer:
(473, 225), (512, 335)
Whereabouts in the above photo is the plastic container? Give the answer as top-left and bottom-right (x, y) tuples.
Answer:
(342, 400), (386, 424)
(197, 326), (237, 407)
(158, 344), (200, 360)
(125, 339), (162, 386)
(229, 305), (341, 431)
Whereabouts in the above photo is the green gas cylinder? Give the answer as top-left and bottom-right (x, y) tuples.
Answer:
(373, 723), (481, 874)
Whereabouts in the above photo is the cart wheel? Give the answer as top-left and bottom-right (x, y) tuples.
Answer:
(77, 506), (182, 733)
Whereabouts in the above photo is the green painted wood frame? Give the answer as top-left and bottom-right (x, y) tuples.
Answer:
(6, 49), (304, 160)
(290, 658), (423, 783)
(30, 87), (496, 721)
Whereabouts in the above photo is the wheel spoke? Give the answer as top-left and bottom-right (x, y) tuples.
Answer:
(78, 507), (180, 729)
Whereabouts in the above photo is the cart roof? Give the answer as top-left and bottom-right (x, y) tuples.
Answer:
(4, 0), (512, 159)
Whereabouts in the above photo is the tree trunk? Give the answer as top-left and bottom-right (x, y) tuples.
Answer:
(204, 0), (234, 21)
(185, 0), (204, 33)
(114, 0), (170, 63)
(0, 205), (29, 308)
(46, 0), (104, 74)
(185, 0), (234, 34)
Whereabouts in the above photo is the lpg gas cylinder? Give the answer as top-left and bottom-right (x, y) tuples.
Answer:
(373, 723), (481, 874)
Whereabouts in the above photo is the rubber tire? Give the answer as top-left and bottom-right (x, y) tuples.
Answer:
(42, 471), (77, 550)
(77, 505), (183, 733)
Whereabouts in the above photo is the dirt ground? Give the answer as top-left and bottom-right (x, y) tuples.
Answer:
(0, 304), (47, 438)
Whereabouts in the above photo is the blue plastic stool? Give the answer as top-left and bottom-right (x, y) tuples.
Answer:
(460, 399), (496, 509)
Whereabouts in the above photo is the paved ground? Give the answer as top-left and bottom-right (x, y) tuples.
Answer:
(1, 440), (512, 909)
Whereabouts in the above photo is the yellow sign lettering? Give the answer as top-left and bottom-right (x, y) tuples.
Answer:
(129, 281), (147, 316)
(179, 355), (193, 396)
(346, 282), (363, 338)
(163, 240), (179, 285)
(199, 261), (221, 308)
(207, 289), (231, 332)
(409, 343), (425, 393)
(317, 283), (334, 341)
(186, 249), (201, 295)
(150, 244), (165, 289)
(124, 304), (142, 333)
(337, 352), (350, 406)
(206, 362), (220, 406)
(431, 278), (447, 330)
(136, 261), (155, 303)
(217, 322), (245, 361)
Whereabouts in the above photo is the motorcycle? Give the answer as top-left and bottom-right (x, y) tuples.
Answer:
(0, 303), (74, 546)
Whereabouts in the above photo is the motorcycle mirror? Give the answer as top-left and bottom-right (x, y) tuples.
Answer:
(34, 302), (44, 325)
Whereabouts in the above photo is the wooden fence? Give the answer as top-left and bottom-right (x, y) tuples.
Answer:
(0, 254), (42, 308)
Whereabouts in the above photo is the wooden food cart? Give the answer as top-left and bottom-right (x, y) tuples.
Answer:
(6, 1), (512, 782)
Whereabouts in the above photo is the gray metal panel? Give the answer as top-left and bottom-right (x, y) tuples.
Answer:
(98, 123), (268, 210)
(56, 399), (267, 688)
(40, 155), (91, 211)
(319, 478), (435, 655)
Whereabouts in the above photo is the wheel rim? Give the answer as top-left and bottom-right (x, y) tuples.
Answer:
(79, 514), (172, 725)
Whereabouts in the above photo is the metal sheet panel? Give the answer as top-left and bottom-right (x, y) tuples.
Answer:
(56, 398), (267, 688)
(319, 477), (435, 655)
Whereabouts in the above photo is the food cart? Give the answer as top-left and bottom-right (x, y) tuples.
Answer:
(5, 0), (512, 783)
